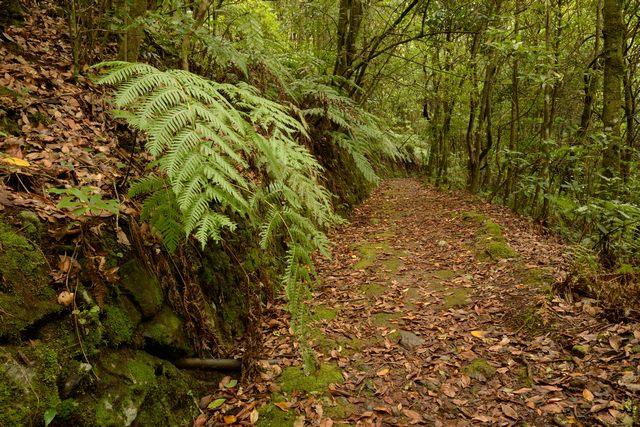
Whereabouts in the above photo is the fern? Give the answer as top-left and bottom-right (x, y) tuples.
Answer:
(97, 62), (340, 367)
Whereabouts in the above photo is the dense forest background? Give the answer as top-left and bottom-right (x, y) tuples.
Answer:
(0, 0), (639, 425)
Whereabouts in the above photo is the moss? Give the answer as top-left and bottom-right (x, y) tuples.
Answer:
(278, 363), (344, 394)
(444, 288), (471, 308)
(515, 366), (533, 388)
(324, 397), (355, 420)
(257, 402), (297, 427)
(372, 312), (402, 327)
(118, 260), (163, 318)
(430, 269), (457, 281)
(103, 305), (136, 346)
(463, 358), (496, 381)
(462, 213), (518, 261)
(312, 305), (338, 321)
(354, 242), (391, 270)
(381, 256), (402, 273)
(17, 210), (42, 238)
(0, 220), (60, 338)
(359, 283), (385, 297)
(482, 241), (518, 260)
(58, 398), (79, 420)
(141, 306), (190, 356)
(0, 344), (62, 426)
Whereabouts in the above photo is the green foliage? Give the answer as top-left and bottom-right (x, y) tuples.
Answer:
(96, 61), (343, 365)
(48, 187), (119, 216)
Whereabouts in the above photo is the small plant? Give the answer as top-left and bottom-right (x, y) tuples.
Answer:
(48, 187), (119, 217)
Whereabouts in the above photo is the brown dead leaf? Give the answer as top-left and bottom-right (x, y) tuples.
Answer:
(57, 290), (74, 306)
(223, 415), (237, 424)
(501, 404), (517, 419)
(583, 388), (594, 402)
(249, 409), (259, 424)
(274, 402), (290, 412)
(376, 367), (390, 377)
(402, 409), (424, 424)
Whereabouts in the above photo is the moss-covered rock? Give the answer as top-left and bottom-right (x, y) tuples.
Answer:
(444, 288), (471, 308)
(118, 260), (163, 318)
(0, 343), (62, 426)
(103, 304), (137, 346)
(17, 210), (43, 239)
(0, 220), (60, 338)
(141, 306), (190, 357)
(463, 358), (496, 381)
(69, 350), (197, 426)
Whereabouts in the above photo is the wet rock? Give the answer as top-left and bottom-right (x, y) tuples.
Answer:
(118, 260), (163, 318)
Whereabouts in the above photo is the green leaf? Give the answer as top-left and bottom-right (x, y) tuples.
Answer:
(207, 398), (226, 410)
(44, 408), (57, 427)
(225, 379), (238, 388)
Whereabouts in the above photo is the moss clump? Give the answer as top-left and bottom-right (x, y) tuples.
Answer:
(0, 344), (62, 426)
(278, 363), (344, 394)
(257, 402), (297, 427)
(472, 218), (518, 261)
(312, 305), (338, 321)
(515, 366), (533, 388)
(430, 269), (457, 281)
(324, 397), (355, 419)
(463, 358), (496, 381)
(372, 311), (402, 327)
(0, 220), (60, 338)
(118, 260), (164, 318)
(353, 242), (391, 270)
(360, 283), (385, 297)
(17, 210), (42, 238)
(444, 288), (471, 308)
(141, 306), (189, 356)
(103, 305), (136, 346)
(382, 256), (402, 273)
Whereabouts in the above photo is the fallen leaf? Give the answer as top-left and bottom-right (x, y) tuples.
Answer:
(293, 415), (305, 427)
(274, 402), (290, 412)
(223, 415), (237, 424)
(249, 409), (259, 424)
(471, 330), (487, 339)
(402, 408), (424, 424)
(207, 398), (226, 410)
(1, 155), (30, 167)
(501, 404), (517, 419)
(583, 388), (594, 402)
(376, 367), (390, 377)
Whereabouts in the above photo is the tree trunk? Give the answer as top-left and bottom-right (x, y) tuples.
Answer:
(601, 0), (624, 184)
(333, 0), (364, 80)
(117, 0), (148, 62)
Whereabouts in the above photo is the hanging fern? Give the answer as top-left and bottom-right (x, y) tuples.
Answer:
(96, 62), (341, 368)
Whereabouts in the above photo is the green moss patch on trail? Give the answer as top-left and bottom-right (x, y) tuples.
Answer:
(462, 211), (518, 261)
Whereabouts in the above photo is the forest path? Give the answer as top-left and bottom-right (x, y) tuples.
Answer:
(206, 179), (638, 426)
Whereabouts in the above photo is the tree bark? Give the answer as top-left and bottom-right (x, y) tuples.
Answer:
(601, 0), (624, 184)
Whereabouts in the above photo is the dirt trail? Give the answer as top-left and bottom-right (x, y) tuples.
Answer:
(206, 179), (639, 426)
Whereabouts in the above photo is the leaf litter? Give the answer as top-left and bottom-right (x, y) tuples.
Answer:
(204, 179), (639, 426)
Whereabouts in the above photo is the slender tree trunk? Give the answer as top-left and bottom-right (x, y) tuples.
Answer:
(601, 0), (624, 185)
(505, 8), (520, 203)
(333, 0), (364, 80)
(117, 0), (148, 62)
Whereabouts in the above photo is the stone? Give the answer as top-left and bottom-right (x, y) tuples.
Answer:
(141, 306), (190, 357)
(118, 260), (163, 318)
(0, 221), (60, 338)
(398, 330), (425, 351)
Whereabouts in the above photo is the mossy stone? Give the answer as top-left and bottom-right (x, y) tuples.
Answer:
(103, 304), (136, 346)
(118, 260), (163, 318)
(0, 221), (60, 338)
(463, 358), (496, 381)
(444, 288), (471, 308)
(17, 210), (43, 238)
(278, 363), (344, 394)
(0, 344), (62, 426)
(141, 306), (190, 357)
(69, 350), (197, 426)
